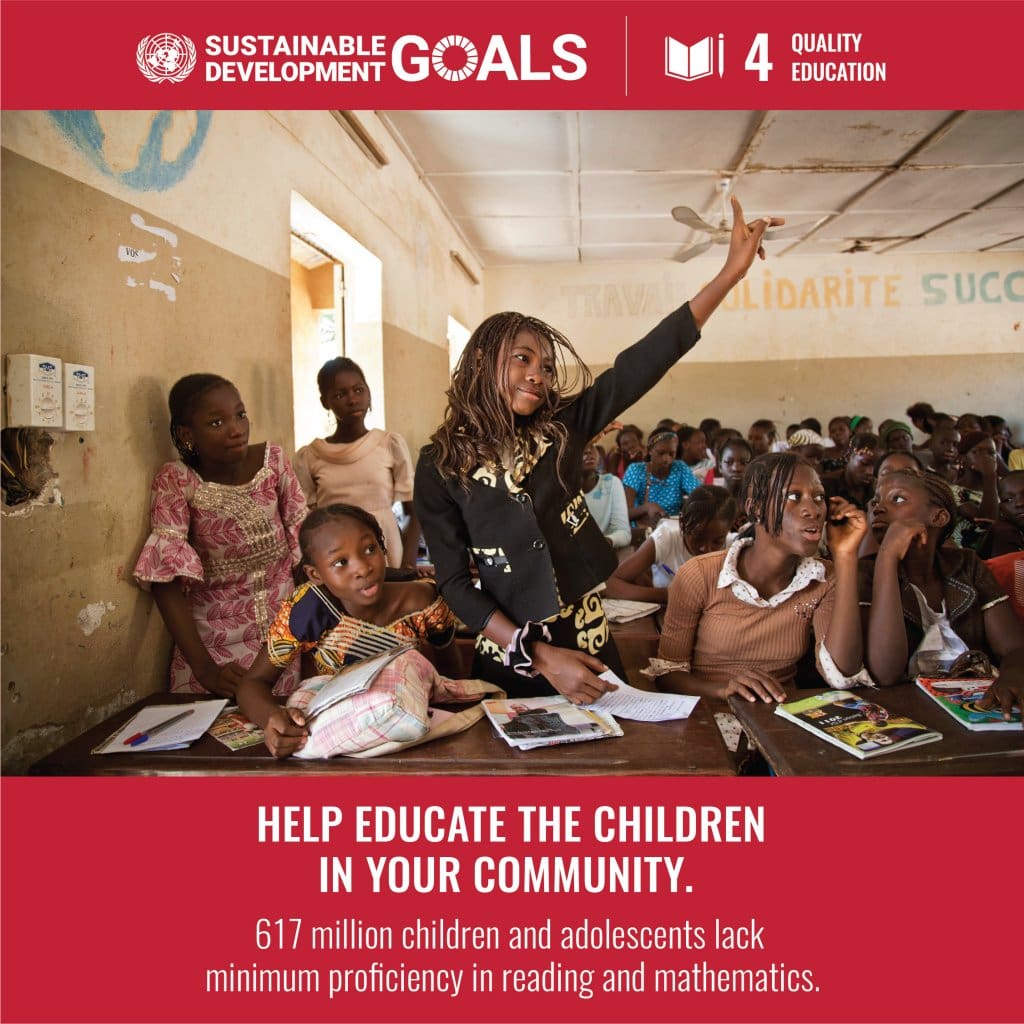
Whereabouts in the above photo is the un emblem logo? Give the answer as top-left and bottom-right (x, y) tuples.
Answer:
(136, 33), (197, 83)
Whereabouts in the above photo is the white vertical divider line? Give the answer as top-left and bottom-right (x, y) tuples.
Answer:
(624, 16), (629, 97)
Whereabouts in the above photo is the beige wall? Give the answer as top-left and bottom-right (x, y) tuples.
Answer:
(1, 111), (483, 771)
(486, 257), (1024, 438)
(584, 354), (1021, 443)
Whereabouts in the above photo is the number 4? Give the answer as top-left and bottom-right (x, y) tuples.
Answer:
(744, 33), (773, 81)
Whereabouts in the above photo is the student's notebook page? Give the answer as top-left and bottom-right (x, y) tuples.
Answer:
(93, 700), (228, 753)
(590, 670), (699, 721)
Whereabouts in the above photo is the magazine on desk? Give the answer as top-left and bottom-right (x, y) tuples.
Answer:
(915, 677), (1021, 731)
(483, 696), (623, 751)
(207, 706), (266, 750)
(774, 691), (942, 759)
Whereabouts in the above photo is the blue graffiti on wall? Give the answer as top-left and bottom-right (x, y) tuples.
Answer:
(921, 271), (1024, 305)
(47, 110), (212, 192)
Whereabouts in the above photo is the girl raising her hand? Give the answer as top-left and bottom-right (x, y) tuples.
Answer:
(415, 198), (783, 705)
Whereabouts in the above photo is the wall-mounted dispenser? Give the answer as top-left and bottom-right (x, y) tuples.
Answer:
(63, 363), (95, 431)
(5, 354), (63, 428)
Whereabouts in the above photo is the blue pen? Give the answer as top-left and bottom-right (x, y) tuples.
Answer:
(660, 563), (676, 577)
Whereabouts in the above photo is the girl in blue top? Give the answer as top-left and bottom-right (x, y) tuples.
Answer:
(623, 429), (699, 530)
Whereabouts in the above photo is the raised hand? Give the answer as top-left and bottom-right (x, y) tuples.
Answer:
(723, 196), (786, 281)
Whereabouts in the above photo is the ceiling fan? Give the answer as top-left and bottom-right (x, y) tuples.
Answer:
(670, 179), (823, 263)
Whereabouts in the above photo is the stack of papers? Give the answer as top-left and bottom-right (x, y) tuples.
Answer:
(92, 700), (227, 754)
(602, 598), (661, 623)
(483, 671), (699, 751)
(483, 696), (623, 751)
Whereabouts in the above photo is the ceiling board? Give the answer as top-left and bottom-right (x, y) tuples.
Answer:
(378, 109), (1024, 265)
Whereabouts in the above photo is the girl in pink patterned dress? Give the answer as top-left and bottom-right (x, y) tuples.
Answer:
(133, 374), (307, 697)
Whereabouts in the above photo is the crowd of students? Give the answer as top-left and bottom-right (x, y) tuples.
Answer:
(132, 200), (1023, 758)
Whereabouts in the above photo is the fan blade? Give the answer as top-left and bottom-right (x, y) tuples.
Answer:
(671, 206), (718, 233)
(671, 239), (715, 263)
(762, 217), (826, 241)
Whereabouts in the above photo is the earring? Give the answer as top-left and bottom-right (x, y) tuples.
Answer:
(183, 440), (194, 454)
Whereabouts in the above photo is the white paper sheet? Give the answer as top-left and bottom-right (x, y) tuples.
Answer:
(590, 670), (699, 721)
(601, 598), (661, 623)
(92, 700), (228, 754)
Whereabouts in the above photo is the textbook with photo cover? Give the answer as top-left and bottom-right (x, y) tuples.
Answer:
(915, 677), (1021, 731)
(483, 696), (623, 751)
(774, 691), (942, 759)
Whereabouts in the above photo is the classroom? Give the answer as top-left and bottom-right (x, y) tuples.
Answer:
(2, 108), (1022, 773)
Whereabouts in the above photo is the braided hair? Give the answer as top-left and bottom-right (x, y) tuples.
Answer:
(882, 470), (958, 544)
(740, 452), (808, 536)
(168, 373), (235, 468)
(429, 312), (592, 486)
(679, 485), (737, 536)
(296, 503), (387, 583)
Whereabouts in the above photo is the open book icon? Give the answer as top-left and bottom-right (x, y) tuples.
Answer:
(665, 35), (722, 81)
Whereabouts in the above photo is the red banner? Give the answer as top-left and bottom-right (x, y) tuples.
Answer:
(1, 0), (1022, 110)
(2, 776), (1020, 1023)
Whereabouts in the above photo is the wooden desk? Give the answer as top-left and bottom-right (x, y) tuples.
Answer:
(729, 685), (1024, 776)
(31, 644), (733, 777)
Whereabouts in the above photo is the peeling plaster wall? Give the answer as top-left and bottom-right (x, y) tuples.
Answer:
(1, 111), (482, 772)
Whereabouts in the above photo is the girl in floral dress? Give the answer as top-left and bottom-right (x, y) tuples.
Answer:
(134, 374), (307, 696)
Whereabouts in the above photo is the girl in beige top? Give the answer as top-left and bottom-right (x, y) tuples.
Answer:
(293, 358), (419, 569)
(658, 453), (871, 703)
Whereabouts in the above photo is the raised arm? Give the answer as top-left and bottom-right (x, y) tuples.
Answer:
(565, 197), (783, 441)
(688, 198), (783, 329)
